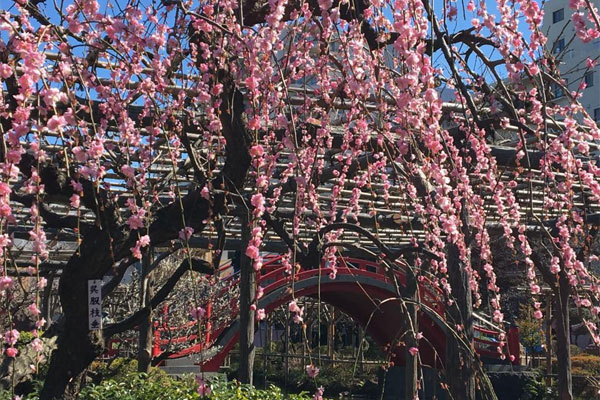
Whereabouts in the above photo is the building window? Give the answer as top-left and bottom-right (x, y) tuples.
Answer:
(585, 72), (594, 87)
(553, 8), (564, 23)
(552, 82), (565, 98)
(565, 49), (575, 60)
(595, 108), (600, 123)
(554, 38), (565, 55)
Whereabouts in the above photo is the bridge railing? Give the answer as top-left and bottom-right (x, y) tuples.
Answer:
(149, 254), (520, 365)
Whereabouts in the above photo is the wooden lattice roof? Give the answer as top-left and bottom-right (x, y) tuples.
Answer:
(7, 75), (600, 275)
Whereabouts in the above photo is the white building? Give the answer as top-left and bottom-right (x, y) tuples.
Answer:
(542, 0), (600, 124)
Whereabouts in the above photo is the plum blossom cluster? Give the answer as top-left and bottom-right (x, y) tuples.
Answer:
(306, 364), (319, 378)
(1, 0), (600, 395)
(313, 386), (325, 400)
(289, 300), (304, 324)
(195, 376), (211, 397)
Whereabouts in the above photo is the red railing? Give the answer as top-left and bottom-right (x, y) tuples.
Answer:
(141, 255), (520, 366)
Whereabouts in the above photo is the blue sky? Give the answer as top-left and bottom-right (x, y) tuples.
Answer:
(1, 0), (542, 85)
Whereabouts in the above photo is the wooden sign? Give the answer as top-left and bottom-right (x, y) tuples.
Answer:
(88, 280), (103, 330)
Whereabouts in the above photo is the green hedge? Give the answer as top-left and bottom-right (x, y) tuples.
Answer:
(205, 380), (311, 400)
(79, 372), (199, 400)
(1, 367), (313, 400)
(571, 353), (600, 376)
(79, 375), (312, 400)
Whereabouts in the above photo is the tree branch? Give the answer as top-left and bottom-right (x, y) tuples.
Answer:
(103, 258), (212, 336)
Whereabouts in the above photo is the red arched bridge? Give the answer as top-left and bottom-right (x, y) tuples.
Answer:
(109, 255), (520, 369)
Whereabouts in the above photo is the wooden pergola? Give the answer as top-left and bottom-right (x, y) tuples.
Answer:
(5, 51), (600, 278)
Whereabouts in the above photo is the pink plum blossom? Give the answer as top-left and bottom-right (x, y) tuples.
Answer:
(245, 244), (259, 260)
(28, 303), (41, 316)
(306, 364), (319, 378)
(250, 145), (264, 157)
(37, 278), (47, 289)
(0, 64), (12, 78)
(313, 386), (324, 400)
(190, 306), (206, 320)
(5, 348), (17, 358)
(289, 300), (301, 313)
(4, 330), (19, 346)
(31, 338), (43, 352)
(179, 227), (194, 241)
(0, 277), (13, 291)
(196, 376), (211, 397)
(70, 194), (80, 208)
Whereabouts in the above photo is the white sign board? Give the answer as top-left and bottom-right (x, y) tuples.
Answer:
(88, 280), (103, 330)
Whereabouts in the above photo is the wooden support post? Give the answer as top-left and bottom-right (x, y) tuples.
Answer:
(545, 294), (552, 387)
(328, 307), (335, 364)
(41, 271), (56, 330)
(403, 268), (419, 400)
(284, 315), (290, 388)
(263, 319), (270, 388)
(353, 324), (357, 358)
(358, 326), (364, 374)
(302, 323), (306, 366)
(239, 216), (256, 385)
(137, 251), (153, 373)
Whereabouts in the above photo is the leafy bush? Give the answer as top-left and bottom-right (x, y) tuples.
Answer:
(571, 354), (600, 399)
(571, 353), (600, 376)
(87, 358), (169, 385)
(1, 361), (311, 400)
(250, 355), (378, 399)
(15, 331), (36, 346)
(208, 379), (311, 400)
(520, 372), (555, 400)
(0, 389), (39, 400)
(79, 372), (199, 400)
(79, 369), (312, 400)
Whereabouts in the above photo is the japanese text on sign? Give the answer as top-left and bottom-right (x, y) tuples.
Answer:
(88, 280), (102, 330)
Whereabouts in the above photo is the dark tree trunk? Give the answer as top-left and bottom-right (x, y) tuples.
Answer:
(445, 243), (475, 400)
(37, 42), (250, 398)
(37, 171), (130, 400)
(554, 272), (572, 400)
(535, 246), (573, 400)
(39, 327), (103, 399)
(39, 231), (115, 399)
(238, 217), (256, 385)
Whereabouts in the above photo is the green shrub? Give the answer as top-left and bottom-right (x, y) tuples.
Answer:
(208, 379), (311, 400)
(16, 331), (36, 346)
(0, 389), (39, 400)
(1, 357), (315, 400)
(571, 354), (600, 399)
(571, 353), (600, 376)
(520, 372), (555, 400)
(79, 372), (199, 400)
(79, 370), (312, 400)
(87, 358), (171, 385)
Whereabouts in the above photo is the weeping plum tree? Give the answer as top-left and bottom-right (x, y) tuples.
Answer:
(1, 0), (600, 399)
